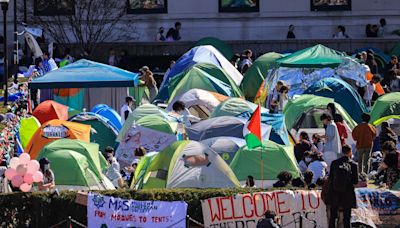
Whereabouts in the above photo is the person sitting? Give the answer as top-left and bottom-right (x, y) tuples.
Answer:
(256, 210), (281, 228)
(273, 171), (292, 188)
(38, 157), (55, 192)
(379, 141), (400, 189)
(312, 133), (324, 153)
(379, 122), (398, 147)
(304, 170), (316, 189)
(291, 177), (306, 188)
(104, 146), (123, 189)
(295, 132), (312, 162)
(170, 101), (200, 127)
(307, 152), (328, 184)
(298, 151), (313, 174)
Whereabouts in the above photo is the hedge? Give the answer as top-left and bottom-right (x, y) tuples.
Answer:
(0, 188), (279, 228)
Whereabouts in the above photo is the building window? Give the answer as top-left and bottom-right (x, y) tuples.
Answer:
(311, 0), (351, 11)
(219, 0), (259, 13)
(34, 0), (75, 16)
(127, 0), (168, 14)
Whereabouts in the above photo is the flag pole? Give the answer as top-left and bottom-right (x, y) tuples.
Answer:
(261, 144), (264, 189)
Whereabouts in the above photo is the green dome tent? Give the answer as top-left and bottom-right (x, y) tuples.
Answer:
(117, 104), (176, 142)
(370, 92), (400, 124)
(18, 116), (41, 149)
(138, 141), (240, 189)
(167, 63), (243, 102)
(230, 141), (300, 187)
(241, 52), (283, 100)
(210, 98), (255, 118)
(283, 94), (356, 131)
(38, 139), (108, 180)
(391, 42), (400, 57)
(195, 37), (234, 60)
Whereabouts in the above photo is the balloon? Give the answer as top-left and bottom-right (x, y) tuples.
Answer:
(4, 168), (17, 180)
(19, 153), (31, 165)
(11, 175), (24, 188)
(27, 160), (40, 173)
(20, 183), (32, 192)
(16, 164), (28, 176)
(9, 157), (20, 169)
(32, 171), (43, 183)
(23, 173), (34, 185)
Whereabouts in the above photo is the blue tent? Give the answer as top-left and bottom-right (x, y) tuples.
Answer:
(91, 104), (122, 130)
(29, 59), (139, 89)
(303, 78), (368, 123)
(157, 45), (242, 101)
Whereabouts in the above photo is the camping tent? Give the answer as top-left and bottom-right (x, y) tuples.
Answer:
(117, 104), (176, 142)
(284, 95), (356, 131)
(33, 100), (69, 124)
(194, 37), (234, 60)
(138, 141), (240, 189)
(166, 89), (228, 119)
(69, 112), (119, 152)
(241, 52), (283, 100)
(91, 104), (122, 130)
(210, 98), (255, 118)
(38, 139), (108, 180)
(186, 116), (271, 141)
(116, 115), (177, 167)
(18, 116), (41, 149)
(24, 119), (91, 159)
(201, 137), (246, 164)
(159, 63), (243, 102)
(304, 78), (368, 123)
(370, 92), (400, 124)
(37, 149), (113, 190)
(255, 44), (367, 104)
(158, 45), (243, 100)
(29, 59), (139, 111)
(230, 141), (300, 188)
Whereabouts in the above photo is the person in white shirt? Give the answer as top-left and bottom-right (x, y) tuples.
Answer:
(298, 151), (313, 174)
(319, 114), (341, 168)
(104, 147), (122, 188)
(170, 101), (201, 127)
(363, 75), (381, 107)
(240, 49), (253, 74)
(267, 81), (284, 113)
(307, 152), (328, 183)
(120, 96), (135, 124)
(333, 25), (349, 39)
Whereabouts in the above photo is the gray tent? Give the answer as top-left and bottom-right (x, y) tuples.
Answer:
(187, 116), (271, 141)
(201, 137), (245, 164)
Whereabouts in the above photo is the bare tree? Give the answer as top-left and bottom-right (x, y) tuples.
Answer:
(22, 0), (138, 53)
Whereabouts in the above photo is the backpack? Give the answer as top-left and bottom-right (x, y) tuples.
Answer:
(333, 161), (352, 192)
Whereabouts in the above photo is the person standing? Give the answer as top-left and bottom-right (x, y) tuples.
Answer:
(42, 51), (58, 73)
(327, 145), (358, 228)
(268, 81), (284, 113)
(104, 147), (123, 189)
(240, 49), (253, 74)
(334, 114), (348, 146)
(333, 25), (349, 39)
(352, 113), (376, 174)
(319, 114), (341, 167)
(277, 85), (289, 113)
(156, 27), (166, 41)
(363, 75), (381, 107)
(385, 55), (400, 74)
(140, 66), (158, 102)
(108, 49), (118, 66)
(366, 53), (379, 74)
(118, 50), (130, 70)
(286, 25), (296, 39)
(166, 22), (182, 41)
(120, 96), (134, 124)
(378, 18), (387, 37)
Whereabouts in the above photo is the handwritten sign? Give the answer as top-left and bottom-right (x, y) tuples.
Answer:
(201, 190), (327, 228)
(87, 192), (187, 228)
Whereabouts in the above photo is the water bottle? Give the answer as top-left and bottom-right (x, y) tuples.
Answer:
(176, 122), (184, 141)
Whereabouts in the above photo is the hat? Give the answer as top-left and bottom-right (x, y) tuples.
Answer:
(139, 66), (149, 71)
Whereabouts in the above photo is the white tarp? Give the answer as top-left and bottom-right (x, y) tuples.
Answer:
(87, 192), (188, 228)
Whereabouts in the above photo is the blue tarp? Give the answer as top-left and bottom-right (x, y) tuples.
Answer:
(303, 77), (368, 123)
(29, 59), (139, 89)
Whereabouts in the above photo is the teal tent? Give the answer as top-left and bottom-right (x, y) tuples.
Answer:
(29, 59), (139, 89)
(304, 78), (368, 123)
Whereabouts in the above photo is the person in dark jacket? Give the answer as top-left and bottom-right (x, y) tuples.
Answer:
(256, 210), (280, 228)
(327, 145), (358, 228)
(166, 22), (182, 41)
(366, 53), (379, 74)
(379, 121), (398, 147)
(294, 131), (312, 162)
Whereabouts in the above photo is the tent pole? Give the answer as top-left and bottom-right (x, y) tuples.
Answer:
(261, 145), (264, 189)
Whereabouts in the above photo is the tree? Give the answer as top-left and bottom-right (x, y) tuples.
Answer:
(23, 0), (138, 53)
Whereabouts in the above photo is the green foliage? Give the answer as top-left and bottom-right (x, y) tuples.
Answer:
(0, 188), (269, 227)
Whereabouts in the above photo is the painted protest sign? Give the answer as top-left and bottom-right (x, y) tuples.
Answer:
(87, 192), (187, 228)
(116, 125), (176, 167)
(201, 190), (327, 228)
(352, 188), (400, 227)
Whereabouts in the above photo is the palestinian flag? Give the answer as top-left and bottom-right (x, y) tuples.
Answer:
(243, 105), (262, 149)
